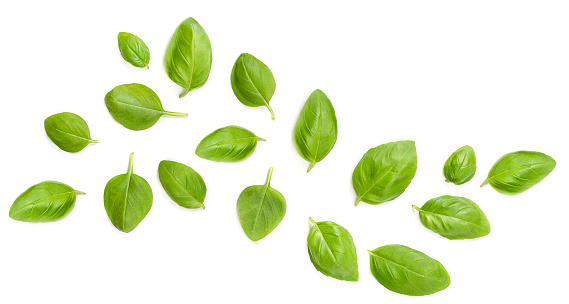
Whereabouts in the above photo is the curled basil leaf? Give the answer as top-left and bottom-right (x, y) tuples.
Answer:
(231, 53), (276, 119)
(158, 160), (206, 209)
(413, 195), (490, 240)
(293, 89), (338, 172)
(165, 17), (212, 98)
(118, 32), (150, 68)
(307, 217), (358, 281)
(9, 181), (84, 222)
(105, 83), (187, 131)
(104, 153), (152, 233)
(481, 151), (556, 194)
(44, 112), (97, 153)
(352, 140), (417, 206)
(443, 145), (476, 185)
(195, 126), (265, 162)
(369, 244), (450, 296)
(237, 167), (286, 241)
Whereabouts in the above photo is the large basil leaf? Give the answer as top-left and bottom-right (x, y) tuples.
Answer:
(443, 145), (476, 185)
(195, 126), (265, 162)
(9, 181), (84, 222)
(158, 160), (206, 209)
(307, 217), (358, 281)
(165, 17), (212, 98)
(105, 83), (187, 130)
(481, 151), (556, 194)
(104, 153), (153, 233)
(231, 53), (276, 119)
(44, 112), (97, 153)
(369, 244), (450, 296)
(118, 32), (150, 68)
(413, 195), (490, 240)
(352, 140), (417, 206)
(237, 167), (286, 241)
(293, 89), (338, 172)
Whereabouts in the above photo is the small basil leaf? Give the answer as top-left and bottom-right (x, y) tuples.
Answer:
(104, 153), (152, 233)
(352, 140), (417, 206)
(117, 32), (150, 68)
(195, 126), (265, 162)
(105, 83), (187, 130)
(231, 53), (276, 119)
(443, 145), (476, 185)
(165, 17), (212, 98)
(307, 217), (358, 281)
(237, 167), (286, 241)
(158, 160), (206, 209)
(44, 112), (97, 153)
(9, 181), (84, 223)
(413, 195), (490, 240)
(293, 90), (338, 172)
(368, 244), (450, 296)
(481, 151), (556, 194)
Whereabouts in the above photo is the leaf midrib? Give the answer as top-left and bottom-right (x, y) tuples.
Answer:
(241, 58), (269, 108)
(486, 162), (540, 183)
(369, 251), (427, 277)
(416, 206), (489, 232)
(311, 223), (343, 269)
(46, 125), (92, 143)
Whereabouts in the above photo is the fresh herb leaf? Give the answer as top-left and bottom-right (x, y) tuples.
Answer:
(195, 125), (264, 162)
(44, 112), (97, 152)
(118, 32), (150, 68)
(443, 145), (476, 185)
(231, 53), (276, 119)
(158, 160), (206, 209)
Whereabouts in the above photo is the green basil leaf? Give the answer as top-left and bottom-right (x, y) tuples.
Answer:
(165, 17), (212, 98)
(195, 126), (265, 162)
(293, 90), (338, 172)
(237, 167), (286, 241)
(117, 32), (150, 68)
(158, 160), (206, 209)
(368, 244), (450, 296)
(443, 145), (476, 185)
(44, 112), (97, 153)
(352, 140), (417, 206)
(307, 217), (358, 281)
(104, 153), (152, 233)
(481, 151), (556, 194)
(9, 181), (84, 223)
(413, 195), (490, 240)
(105, 83), (187, 130)
(231, 53), (276, 119)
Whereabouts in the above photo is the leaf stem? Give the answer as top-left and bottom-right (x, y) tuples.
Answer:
(200, 203), (206, 209)
(179, 88), (190, 98)
(480, 179), (488, 187)
(257, 137), (266, 141)
(75, 190), (86, 195)
(266, 104), (275, 120)
(128, 152), (134, 175)
(355, 197), (362, 206)
(265, 167), (274, 187)
(89, 139), (99, 144)
(308, 217), (318, 226)
(412, 205), (421, 212)
(307, 162), (316, 172)
(163, 111), (188, 117)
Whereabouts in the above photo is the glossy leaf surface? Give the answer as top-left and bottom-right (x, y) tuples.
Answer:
(443, 145), (476, 185)
(158, 160), (206, 209)
(118, 32), (150, 68)
(195, 126), (264, 162)
(231, 53), (276, 119)
(44, 112), (97, 152)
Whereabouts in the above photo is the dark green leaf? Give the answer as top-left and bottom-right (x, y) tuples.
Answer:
(195, 126), (264, 162)
(118, 32), (150, 68)
(158, 160), (206, 209)
(231, 53), (276, 119)
(443, 145), (476, 185)
(44, 112), (97, 152)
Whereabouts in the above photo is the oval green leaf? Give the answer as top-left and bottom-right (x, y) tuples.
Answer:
(443, 145), (476, 185)
(9, 181), (84, 222)
(293, 89), (338, 172)
(165, 17), (212, 98)
(44, 112), (97, 153)
(307, 217), (358, 281)
(118, 32), (150, 68)
(105, 83), (187, 131)
(231, 53), (276, 119)
(481, 151), (556, 194)
(352, 140), (417, 206)
(413, 195), (490, 240)
(369, 244), (450, 296)
(195, 126), (265, 162)
(158, 160), (206, 209)
(104, 153), (153, 233)
(237, 167), (286, 241)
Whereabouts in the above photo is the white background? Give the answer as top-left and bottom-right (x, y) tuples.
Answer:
(0, 1), (567, 303)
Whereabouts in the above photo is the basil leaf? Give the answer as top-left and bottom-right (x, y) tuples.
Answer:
(105, 83), (187, 130)
(443, 145), (476, 185)
(293, 90), (338, 172)
(481, 151), (556, 194)
(9, 181), (84, 223)
(117, 32), (150, 68)
(413, 195), (490, 240)
(237, 167), (286, 241)
(307, 217), (358, 281)
(158, 160), (206, 209)
(231, 53), (276, 119)
(44, 112), (97, 153)
(165, 17), (212, 98)
(352, 140), (417, 206)
(195, 126), (265, 162)
(104, 153), (152, 233)
(368, 244), (450, 296)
